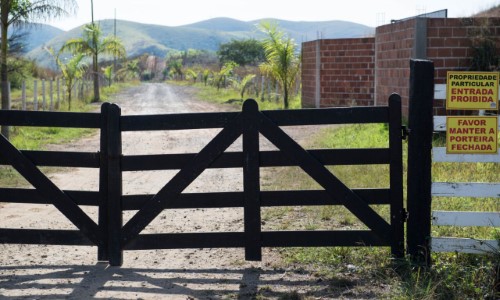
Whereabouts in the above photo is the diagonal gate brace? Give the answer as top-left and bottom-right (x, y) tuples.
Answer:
(0, 134), (101, 245)
(257, 113), (391, 241)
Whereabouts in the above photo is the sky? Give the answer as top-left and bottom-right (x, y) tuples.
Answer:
(47, 0), (500, 31)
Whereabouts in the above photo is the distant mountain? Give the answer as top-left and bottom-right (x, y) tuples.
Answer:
(12, 23), (64, 53)
(25, 17), (374, 68)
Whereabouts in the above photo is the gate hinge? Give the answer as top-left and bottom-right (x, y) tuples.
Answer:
(402, 208), (409, 222)
(401, 126), (410, 140)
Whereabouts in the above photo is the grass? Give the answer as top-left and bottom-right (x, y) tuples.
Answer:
(169, 80), (302, 110)
(260, 123), (500, 299)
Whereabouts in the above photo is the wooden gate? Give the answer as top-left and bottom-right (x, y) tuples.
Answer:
(0, 97), (405, 266)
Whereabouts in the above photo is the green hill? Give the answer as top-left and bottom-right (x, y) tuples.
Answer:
(26, 18), (374, 68)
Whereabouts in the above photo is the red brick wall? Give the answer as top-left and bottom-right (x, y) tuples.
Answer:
(375, 19), (416, 116)
(301, 41), (318, 108)
(302, 17), (500, 117)
(301, 38), (375, 108)
(427, 18), (500, 115)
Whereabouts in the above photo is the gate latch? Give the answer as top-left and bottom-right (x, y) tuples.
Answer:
(401, 126), (410, 140)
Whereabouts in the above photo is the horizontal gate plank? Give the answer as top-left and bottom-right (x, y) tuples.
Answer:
(121, 112), (239, 131)
(122, 148), (390, 171)
(0, 110), (101, 128)
(432, 182), (500, 198)
(121, 189), (391, 210)
(0, 151), (99, 168)
(261, 106), (389, 125)
(0, 189), (100, 206)
(120, 106), (390, 132)
(432, 211), (500, 227)
(431, 237), (499, 254)
(0, 229), (93, 245)
(433, 147), (500, 163)
(124, 232), (245, 250)
(262, 231), (387, 247)
(123, 231), (388, 250)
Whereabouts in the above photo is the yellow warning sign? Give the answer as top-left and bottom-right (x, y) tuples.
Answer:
(446, 116), (498, 154)
(446, 71), (499, 110)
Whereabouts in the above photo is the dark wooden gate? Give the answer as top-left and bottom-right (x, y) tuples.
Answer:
(0, 96), (405, 266)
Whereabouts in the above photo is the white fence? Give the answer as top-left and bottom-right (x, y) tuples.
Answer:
(11, 79), (92, 111)
(431, 84), (500, 254)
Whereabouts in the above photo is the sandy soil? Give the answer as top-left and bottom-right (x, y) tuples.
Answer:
(0, 83), (353, 299)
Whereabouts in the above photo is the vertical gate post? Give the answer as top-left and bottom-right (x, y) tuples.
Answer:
(388, 93), (405, 258)
(407, 59), (434, 266)
(242, 99), (262, 261)
(99, 103), (123, 266)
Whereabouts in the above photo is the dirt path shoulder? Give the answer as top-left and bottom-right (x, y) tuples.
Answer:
(0, 83), (336, 300)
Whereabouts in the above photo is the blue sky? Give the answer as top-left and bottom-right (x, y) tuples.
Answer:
(47, 0), (500, 30)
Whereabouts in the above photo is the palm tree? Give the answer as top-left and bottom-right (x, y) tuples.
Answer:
(1, 0), (77, 139)
(47, 47), (86, 111)
(258, 21), (301, 109)
(61, 22), (126, 102)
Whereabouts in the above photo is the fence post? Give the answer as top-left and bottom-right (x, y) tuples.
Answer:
(99, 103), (123, 266)
(21, 81), (26, 111)
(42, 79), (46, 111)
(407, 59), (434, 266)
(388, 93), (405, 258)
(242, 99), (262, 261)
(56, 78), (60, 110)
(49, 80), (54, 111)
(0, 82), (10, 139)
(33, 80), (38, 111)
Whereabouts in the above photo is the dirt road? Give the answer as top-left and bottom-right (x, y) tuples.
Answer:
(0, 83), (331, 299)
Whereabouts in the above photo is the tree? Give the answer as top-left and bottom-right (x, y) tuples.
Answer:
(258, 21), (301, 109)
(1, 0), (77, 139)
(217, 39), (265, 66)
(61, 22), (125, 102)
(102, 65), (112, 87)
(47, 47), (86, 111)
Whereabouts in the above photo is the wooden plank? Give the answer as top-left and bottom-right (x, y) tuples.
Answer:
(0, 229), (93, 245)
(431, 237), (499, 254)
(120, 189), (391, 210)
(242, 100), (262, 261)
(432, 211), (500, 227)
(0, 151), (99, 168)
(261, 106), (389, 125)
(432, 182), (500, 198)
(434, 115), (500, 132)
(121, 113), (245, 247)
(388, 94), (405, 257)
(121, 148), (390, 171)
(433, 147), (500, 163)
(120, 105), (389, 132)
(257, 111), (392, 241)
(124, 232), (245, 250)
(0, 110), (101, 128)
(0, 135), (101, 246)
(123, 231), (388, 250)
(0, 189), (99, 206)
(262, 231), (386, 247)
(407, 60), (434, 264)
(105, 103), (123, 266)
(121, 112), (239, 131)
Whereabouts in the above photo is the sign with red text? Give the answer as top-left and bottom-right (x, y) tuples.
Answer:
(446, 71), (499, 110)
(446, 116), (498, 154)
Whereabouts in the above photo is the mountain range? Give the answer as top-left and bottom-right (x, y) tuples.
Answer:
(21, 17), (374, 68)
